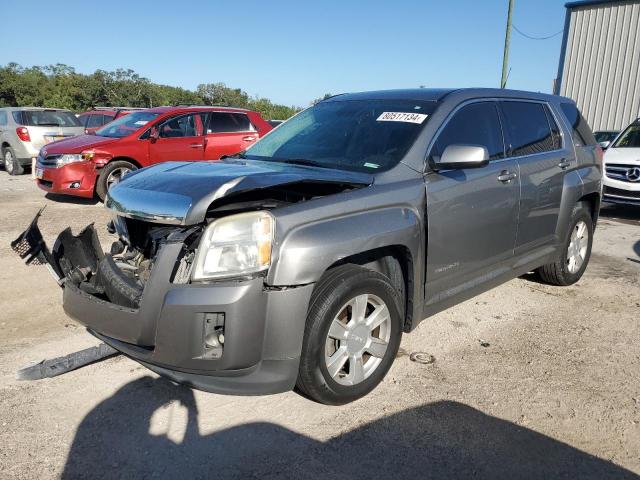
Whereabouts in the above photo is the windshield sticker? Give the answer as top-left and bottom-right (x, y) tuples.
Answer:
(134, 120), (149, 126)
(376, 112), (428, 124)
(363, 162), (380, 169)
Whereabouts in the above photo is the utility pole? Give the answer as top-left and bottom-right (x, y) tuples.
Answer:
(501, 0), (514, 88)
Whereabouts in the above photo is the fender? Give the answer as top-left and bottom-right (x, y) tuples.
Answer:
(555, 170), (585, 246)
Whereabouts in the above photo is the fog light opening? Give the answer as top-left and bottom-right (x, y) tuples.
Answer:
(69, 181), (81, 189)
(201, 312), (225, 359)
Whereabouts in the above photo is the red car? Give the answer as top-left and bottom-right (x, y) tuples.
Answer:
(35, 106), (272, 200)
(77, 107), (146, 134)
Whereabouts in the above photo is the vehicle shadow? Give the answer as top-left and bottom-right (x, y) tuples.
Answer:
(44, 192), (100, 206)
(61, 376), (638, 479)
(599, 203), (640, 224)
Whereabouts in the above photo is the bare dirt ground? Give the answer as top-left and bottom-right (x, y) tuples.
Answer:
(0, 173), (638, 479)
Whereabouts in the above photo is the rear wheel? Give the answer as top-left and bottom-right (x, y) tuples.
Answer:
(96, 160), (136, 201)
(3, 147), (24, 176)
(296, 265), (403, 405)
(536, 203), (593, 286)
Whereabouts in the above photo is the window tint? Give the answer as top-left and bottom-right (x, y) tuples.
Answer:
(560, 103), (596, 146)
(544, 105), (562, 150)
(431, 102), (504, 161)
(20, 110), (81, 127)
(159, 114), (201, 138)
(101, 115), (113, 126)
(12, 111), (22, 123)
(501, 102), (554, 156)
(208, 112), (253, 133)
(0, 111), (7, 125)
(87, 114), (102, 128)
(77, 115), (88, 127)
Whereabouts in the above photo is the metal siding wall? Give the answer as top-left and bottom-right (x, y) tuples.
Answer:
(560, 0), (640, 131)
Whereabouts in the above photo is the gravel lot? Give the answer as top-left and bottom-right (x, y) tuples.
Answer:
(0, 173), (638, 479)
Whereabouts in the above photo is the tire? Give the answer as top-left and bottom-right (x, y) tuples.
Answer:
(296, 264), (403, 405)
(3, 146), (24, 176)
(536, 203), (593, 286)
(95, 160), (136, 201)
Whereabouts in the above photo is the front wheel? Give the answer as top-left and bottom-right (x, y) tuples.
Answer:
(96, 160), (136, 201)
(296, 265), (403, 405)
(536, 203), (593, 286)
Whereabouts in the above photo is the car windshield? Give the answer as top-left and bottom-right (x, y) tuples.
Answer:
(96, 111), (159, 138)
(612, 124), (640, 148)
(244, 99), (436, 172)
(21, 110), (80, 127)
(595, 131), (619, 143)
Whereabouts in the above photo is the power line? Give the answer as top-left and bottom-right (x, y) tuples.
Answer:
(513, 24), (563, 40)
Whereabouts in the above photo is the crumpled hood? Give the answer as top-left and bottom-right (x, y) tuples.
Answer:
(105, 159), (373, 225)
(41, 134), (119, 155)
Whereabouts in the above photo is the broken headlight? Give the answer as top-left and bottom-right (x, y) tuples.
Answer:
(191, 211), (274, 281)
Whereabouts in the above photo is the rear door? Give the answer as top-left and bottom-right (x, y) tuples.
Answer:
(499, 100), (571, 254)
(204, 112), (258, 159)
(425, 101), (520, 307)
(148, 113), (206, 163)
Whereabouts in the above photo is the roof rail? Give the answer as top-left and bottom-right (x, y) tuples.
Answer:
(90, 106), (146, 111)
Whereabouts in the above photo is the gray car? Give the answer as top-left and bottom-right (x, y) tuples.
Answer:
(0, 107), (84, 175)
(13, 88), (602, 404)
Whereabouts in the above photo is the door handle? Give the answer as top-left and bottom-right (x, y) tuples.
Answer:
(497, 171), (517, 183)
(242, 136), (256, 142)
(189, 143), (204, 148)
(558, 159), (571, 169)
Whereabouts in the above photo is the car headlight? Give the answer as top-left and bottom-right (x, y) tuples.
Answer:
(192, 211), (274, 281)
(56, 152), (93, 167)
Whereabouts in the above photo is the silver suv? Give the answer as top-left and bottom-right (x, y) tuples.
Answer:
(13, 89), (602, 404)
(0, 107), (84, 175)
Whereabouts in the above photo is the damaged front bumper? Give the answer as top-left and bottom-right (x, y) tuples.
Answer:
(12, 211), (314, 395)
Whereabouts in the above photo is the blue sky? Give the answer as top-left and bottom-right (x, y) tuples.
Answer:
(1, 0), (568, 106)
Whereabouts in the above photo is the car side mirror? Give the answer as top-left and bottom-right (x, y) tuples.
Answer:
(149, 127), (159, 142)
(433, 144), (489, 170)
(598, 140), (611, 149)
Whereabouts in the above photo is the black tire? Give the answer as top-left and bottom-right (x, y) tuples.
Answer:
(95, 160), (136, 201)
(536, 203), (593, 286)
(296, 264), (403, 405)
(3, 146), (24, 176)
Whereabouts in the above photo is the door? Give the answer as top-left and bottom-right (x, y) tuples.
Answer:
(425, 101), (520, 306)
(204, 112), (258, 159)
(148, 113), (206, 164)
(500, 101), (570, 253)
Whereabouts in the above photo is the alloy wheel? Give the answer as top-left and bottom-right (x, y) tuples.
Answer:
(105, 166), (131, 190)
(567, 220), (588, 274)
(4, 150), (14, 174)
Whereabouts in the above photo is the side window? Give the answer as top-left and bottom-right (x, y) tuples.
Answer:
(207, 112), (254, 133)
(0, 111), (7, 125)
(431, 102), (505, 161)
(560, 103), (596, 147)
(159, 114), (202, 138)
(501, 101), (554, 157)
(77, 115), (88, 127)
(544, 105), (562, 150)
(87, 114), (102, 128)
(101, 115), (113, 126)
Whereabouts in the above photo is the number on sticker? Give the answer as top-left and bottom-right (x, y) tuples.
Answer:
(376, 112), (428, 124)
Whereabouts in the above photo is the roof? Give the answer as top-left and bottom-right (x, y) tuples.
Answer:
(326, 88), (561, 103)
(565, 0), (638, 9)
(145, 105), (253, 114)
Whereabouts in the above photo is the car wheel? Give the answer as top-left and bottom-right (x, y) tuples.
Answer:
(296, 264), (403, 405)
(536, 203), (593, 286)
(3, 147), (24, 176)
(96, 160), (136, 201)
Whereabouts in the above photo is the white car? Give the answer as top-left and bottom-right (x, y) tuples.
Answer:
(603, 118), (640, 206)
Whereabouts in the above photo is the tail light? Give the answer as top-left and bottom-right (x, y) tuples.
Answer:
(16, 127), (31, 142)
(595, 145), (604, 165)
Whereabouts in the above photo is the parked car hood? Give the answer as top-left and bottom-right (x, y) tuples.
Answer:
(105, 159), (374, 225)
(40, 134), (120, 155)
(603, 147), (640, 165)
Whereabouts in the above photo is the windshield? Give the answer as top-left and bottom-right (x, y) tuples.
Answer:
(595, 131), (619, 143)
(21, 110), (80, 127)
(244, 99), (436, 172)
(612, 124), (640, 148)
(96, 111), (159, 138)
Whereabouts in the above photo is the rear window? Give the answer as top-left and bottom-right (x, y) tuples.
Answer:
(501, 101), (555, 157)
(612, 122), (640, 148)
(87, 114), (102, 128)
(0, 111), (7, 126)
(208, 112), (254, 133)
(560, 103), (596, 146)
(19, 110), (81, 127)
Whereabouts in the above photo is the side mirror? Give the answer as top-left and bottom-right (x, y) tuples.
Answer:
(433, 144), (489, 170)
(149, 127), (159, 142)
(598, 140), (611, 149)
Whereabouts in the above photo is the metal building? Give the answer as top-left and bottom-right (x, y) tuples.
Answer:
(555, 0), (640, 131)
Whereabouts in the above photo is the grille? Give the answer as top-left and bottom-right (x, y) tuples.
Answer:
(605, 163), (640, 182)
(604, 186), (640, 199)
(36, 154), (62, 168)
